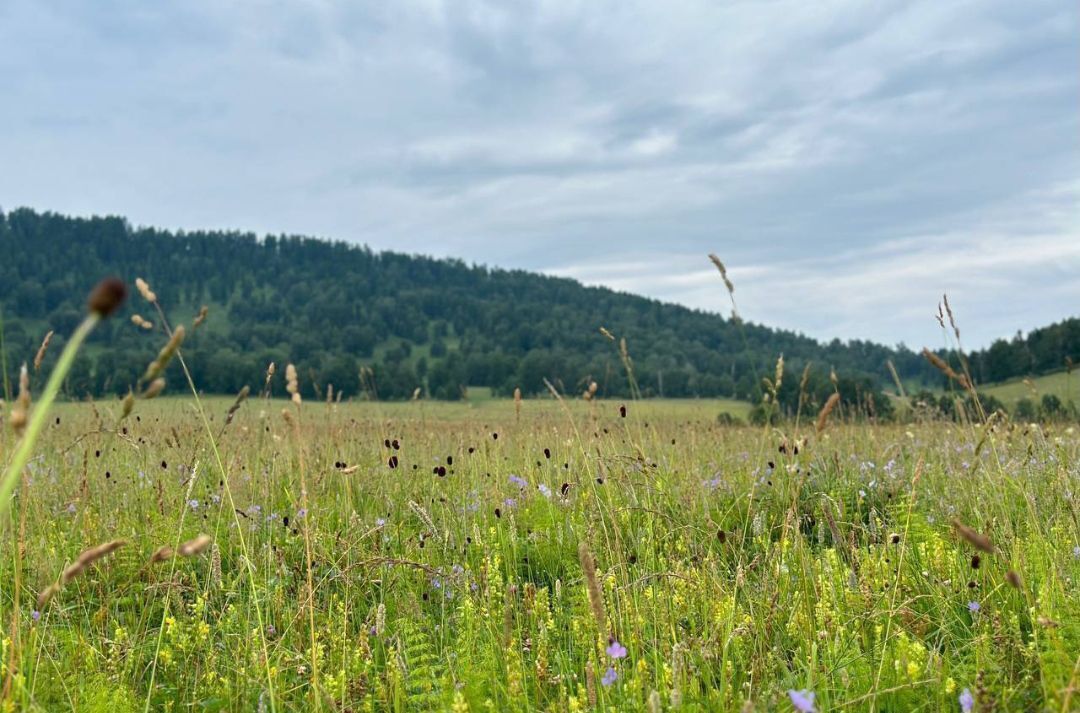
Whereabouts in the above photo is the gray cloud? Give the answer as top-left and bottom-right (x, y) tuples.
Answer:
(0, 0), (1076, 347)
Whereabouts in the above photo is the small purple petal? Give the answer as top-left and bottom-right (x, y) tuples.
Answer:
(606, 639), (627, 659)
(787, 689), (816, 713)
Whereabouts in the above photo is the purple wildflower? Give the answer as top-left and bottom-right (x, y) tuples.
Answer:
(959, 688), (974, 713)
(375, 518), (386, 527)
(788, 689), (816, 713)
(606, 639), (627, 659)
(508, 474), (527, 488)
(296, 508), (307, 519)
(188, 499), (199, 510)
(968, 601), (980, 613)
(601, 667), (617, 687)
(538, 483), (552, 498)
(31, 610), (40, 622)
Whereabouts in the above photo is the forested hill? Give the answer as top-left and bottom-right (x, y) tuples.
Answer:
(0, 207), (1075, 405)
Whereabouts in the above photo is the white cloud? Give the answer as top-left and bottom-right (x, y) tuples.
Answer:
(0, 0), (1076, 347)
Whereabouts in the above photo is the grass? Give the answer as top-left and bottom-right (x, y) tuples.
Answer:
(980, 369), (1077, 407)
(0, 392), (1076, 712)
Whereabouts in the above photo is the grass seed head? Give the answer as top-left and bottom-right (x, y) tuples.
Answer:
(87, 277), (127, 317)
(134, 277), (157, 303)
(33, 330), (54, 372)
(951, 519), (995, 553)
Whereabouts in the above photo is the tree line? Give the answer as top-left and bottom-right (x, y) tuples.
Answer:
(0, 208), (1076, 410)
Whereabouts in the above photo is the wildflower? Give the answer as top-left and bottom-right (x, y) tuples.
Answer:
(606, 639), (627, 659)
(66, 503), (76, 515)
(959, 688), (974, 713)
(538, 483), (552, 497)
(1073, 545), (1080, 559)
(188, 499), (199, 510)
(297, 508), (307, 519)
(31, 610), (40, 622)
(375, 518), (387, 527)
(968, 601), (980, 613)
(601, 667), (617, 687)
(788, 689), (816, 713)
(508, 474), (527, 488)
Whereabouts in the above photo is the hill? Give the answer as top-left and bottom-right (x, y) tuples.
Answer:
(982, 369), (1077, 408)
(0, 207), (1075, 409)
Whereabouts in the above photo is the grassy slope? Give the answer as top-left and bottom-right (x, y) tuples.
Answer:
(980, 369), (1078, 406)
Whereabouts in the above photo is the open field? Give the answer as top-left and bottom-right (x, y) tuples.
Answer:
(981, 370), (1078, 408)
(0, 395), (1076, 712)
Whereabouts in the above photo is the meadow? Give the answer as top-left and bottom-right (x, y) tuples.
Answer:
(0, 390), (1077, 712)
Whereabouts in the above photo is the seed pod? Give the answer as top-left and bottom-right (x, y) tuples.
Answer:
(87, 278), (127, 317)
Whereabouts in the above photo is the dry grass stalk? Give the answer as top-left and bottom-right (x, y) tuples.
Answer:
(178, 534), (212, 557)
(38, 540), (127, 608)
(142, 378), (166, 400)
(286, 363), (301, 406)
(585, 663), (597, 707)
(943, 293), (960, 341)
(708, 253), (735, 295)
(225, 386), (250, 425)
(514, 387), (522, 418)
(951, 519), (995, 553)
(816, 393), (841, 434)
(886, 359), (906, 398)
(130, 314), (153, 330)
(144, 326), (186, 381)
(192, 305), (209, 329)
(261, 362), (276, 399)
(150, 534), (212, 564)
(577, 541), (607, 634)
(33, 331), (54, 372)
(598, 326), (615, 341)
(10, 364), (30, 434)
(121, 390), (135, 420)
(922, 348), (972, 390)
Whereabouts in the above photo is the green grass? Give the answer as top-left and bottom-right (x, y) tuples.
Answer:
(980, 369), (1078, 407)
(0, 394), (1076, 711)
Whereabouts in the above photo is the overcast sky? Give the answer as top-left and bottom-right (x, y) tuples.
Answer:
(1, 1), (1077, 349)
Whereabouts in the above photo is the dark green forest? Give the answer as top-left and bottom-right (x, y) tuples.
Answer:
(1, 208), (1077, 412)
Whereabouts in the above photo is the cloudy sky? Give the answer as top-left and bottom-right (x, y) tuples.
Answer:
(1, 1), (1077, 348)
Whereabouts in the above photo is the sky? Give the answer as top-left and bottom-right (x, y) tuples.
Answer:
(1, 0), (1077, 349)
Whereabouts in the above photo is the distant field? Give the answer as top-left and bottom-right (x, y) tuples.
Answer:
(980, 369), (1077, 406)
(164, 391), (753, 422)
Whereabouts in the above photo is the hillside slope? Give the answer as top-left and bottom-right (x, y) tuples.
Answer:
(0, 207), (1074, 405)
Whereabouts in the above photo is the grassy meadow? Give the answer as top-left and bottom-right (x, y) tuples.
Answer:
(0, 390), (1076, 712)
(981, 371), (1078, 409)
